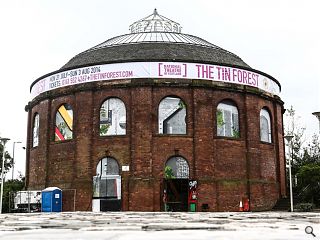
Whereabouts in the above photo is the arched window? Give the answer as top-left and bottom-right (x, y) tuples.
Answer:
(55, 104), (73, 141)
(93, 157), (121, 199)
(32, 113), (39, 147)
(100, 98), (126, 136)
(260, 108), (272, 143)
(96, 157), (120, 177)
(159, 97), (186, 134)
(217, 100), (239, 138)
(165, 156), (189, 179)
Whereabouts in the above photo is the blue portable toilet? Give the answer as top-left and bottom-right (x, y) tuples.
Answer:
(41, 187), (62, 212)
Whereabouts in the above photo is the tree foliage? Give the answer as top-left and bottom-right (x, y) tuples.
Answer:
(0, 141), (13, 174)
(285, 106), (320, 206)
(297, 164), (320, 205)
(164, 166), (175, 179)
(2, 174), (25, 213)
(1, 140), (17, 213)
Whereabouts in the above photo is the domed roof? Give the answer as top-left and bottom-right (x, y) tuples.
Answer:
(61, 9), (250, 70)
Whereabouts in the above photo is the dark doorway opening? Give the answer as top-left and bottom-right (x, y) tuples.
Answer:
(163, 179), (188, 212)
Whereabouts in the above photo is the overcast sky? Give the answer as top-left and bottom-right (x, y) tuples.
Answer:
(0, 0), (319, 178)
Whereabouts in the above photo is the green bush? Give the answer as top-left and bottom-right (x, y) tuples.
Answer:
(295, 203), (314, 212)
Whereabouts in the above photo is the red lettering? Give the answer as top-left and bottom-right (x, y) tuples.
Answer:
(195, 64), (214, 79)
(196, 65), (201, 78)
(247, 72), (252, 85)
(242, 71), (248, 84)
(233, 69), (237, 82)
(254, 74), (259, 86)
(224, 68), (231, 81)
(202, 65), (209, 78)
(216, 66), (222, 79)
(209, 66), (214, 79)
(237, 70), (243, 83)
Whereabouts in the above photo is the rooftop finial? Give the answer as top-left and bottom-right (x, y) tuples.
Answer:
(129, 9), (182, 33)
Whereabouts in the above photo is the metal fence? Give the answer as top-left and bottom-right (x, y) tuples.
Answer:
(9, 188), (77, 213)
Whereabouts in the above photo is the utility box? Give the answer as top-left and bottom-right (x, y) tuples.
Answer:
(41, 187), (62, 212)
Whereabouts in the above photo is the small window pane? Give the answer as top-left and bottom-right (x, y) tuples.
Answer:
(159, 97), (186, 134)
(96, 157), (120, 177)
(224, 110), (232, 137)
(165, 156), (189, 179)
(55, 104), (73, 141)
(260, 109), (271, 143)
(100, 98), (126, 136)
(217, 101), (239, 138)
(33, 114), (39, 147)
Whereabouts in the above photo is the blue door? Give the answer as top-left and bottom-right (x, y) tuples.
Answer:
(52, 189), (62, 212)
(41, 192), (53, 212)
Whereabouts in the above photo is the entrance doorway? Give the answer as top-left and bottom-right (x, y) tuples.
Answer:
(163, 156), (189, 212)
(163, 179), (188, 211)
(92, 157), (121, 211)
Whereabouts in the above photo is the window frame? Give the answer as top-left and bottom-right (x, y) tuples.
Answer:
(99, 97), (127, 137)
(216, 100), (240, 138)
(54, 103), (74, 142)
(158, 96), (187, 135)
(260, 107), (272, 143)
(32, 113), (40, 148)
(165, 156), (190, 179)
(93, 157), (121, 199)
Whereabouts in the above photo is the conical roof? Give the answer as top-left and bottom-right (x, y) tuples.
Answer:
(61, 9), (250, 70)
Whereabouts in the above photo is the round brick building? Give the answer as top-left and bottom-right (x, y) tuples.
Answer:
(26, 10), (286, 212)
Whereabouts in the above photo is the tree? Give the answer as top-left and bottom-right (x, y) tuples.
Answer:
(2, 173), (25, 213)
(284, 106), (320, 207)
(302, 134), (320, 164)
(0, 140), (13, 174)
(284, 106), (306, 176)
(297, 164), (320, 205)
(1, 140), (14, 213)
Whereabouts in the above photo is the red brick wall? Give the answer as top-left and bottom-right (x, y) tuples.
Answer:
(26, 80), (284, 212)
(28, 99), (50, 190)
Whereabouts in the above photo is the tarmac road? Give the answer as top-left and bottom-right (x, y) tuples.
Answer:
(0, 211), (319, 239)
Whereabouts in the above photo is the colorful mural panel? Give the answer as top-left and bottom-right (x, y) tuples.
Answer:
(55, 104), (73, 141)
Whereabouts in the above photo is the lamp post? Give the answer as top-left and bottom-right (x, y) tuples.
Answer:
(0, 137), (10, 214)
(284, 135), (294, 212)
(312, 112), (320, 134)
(11, 141), (22, 180)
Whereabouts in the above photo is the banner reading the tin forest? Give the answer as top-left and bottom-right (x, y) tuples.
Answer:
(31, 62), (280, 98)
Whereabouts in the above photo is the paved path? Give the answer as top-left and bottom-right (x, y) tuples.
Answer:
(0, 212), (319, 239)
